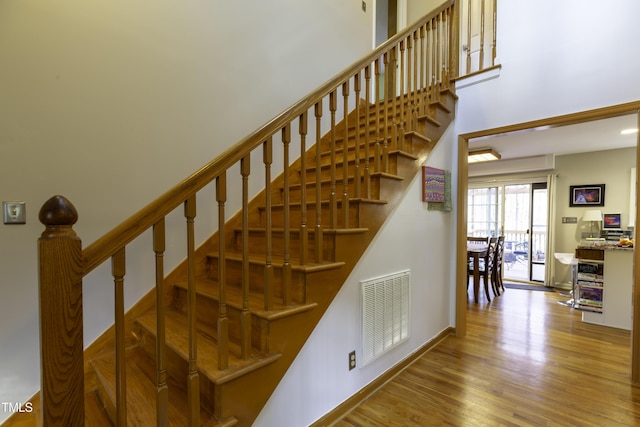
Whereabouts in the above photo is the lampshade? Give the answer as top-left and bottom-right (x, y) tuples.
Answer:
(468, 148), (501, 163)
(583, 209), (603, 222)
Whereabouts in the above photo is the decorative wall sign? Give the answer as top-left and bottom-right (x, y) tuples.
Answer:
(569, 184), (605, 207)
(422, 166), (446, 202)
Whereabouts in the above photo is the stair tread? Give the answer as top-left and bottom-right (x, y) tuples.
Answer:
(315, 149), (419, 163)
(90, 347), (226, 426)
(260, 198), (388, 211)
(286, 173), (403, 191)
(173, 277), (318, 320)
(205, 251), (346, 272)
(235, 226), (370, 235)
(135, 309), (281, 385)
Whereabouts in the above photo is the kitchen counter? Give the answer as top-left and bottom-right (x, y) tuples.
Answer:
(574, 245), (633, 330)
(576, 243), (633, 252)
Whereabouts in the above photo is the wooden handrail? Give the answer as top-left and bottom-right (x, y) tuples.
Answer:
(81, 0), (455, 277)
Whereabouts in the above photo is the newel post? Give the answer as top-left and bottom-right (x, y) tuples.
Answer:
(38, 195), (84, 426)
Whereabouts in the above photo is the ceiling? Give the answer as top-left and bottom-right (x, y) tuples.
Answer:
(468, 113), (638, 162)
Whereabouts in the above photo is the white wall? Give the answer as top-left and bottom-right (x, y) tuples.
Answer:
(0, 1), (372, 422)
(552, 147), (636, 285)
(255, 124), (457, 427)
(456, 0), (640, 135)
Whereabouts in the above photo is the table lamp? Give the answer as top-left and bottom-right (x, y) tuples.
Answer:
(583, 209), (603, 238)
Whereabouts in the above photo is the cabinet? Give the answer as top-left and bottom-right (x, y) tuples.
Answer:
(575, 259), (603, 312)
(574, 247), (632, 330)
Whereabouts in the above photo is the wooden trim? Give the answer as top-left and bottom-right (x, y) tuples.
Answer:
(455, 135), (468, 337)
(310, 327), (454, 426)
(456, 100), (640, 380)
(633, 111), (640, 384)
(452, 64), (501, 82)
(462, 101), (640, 140)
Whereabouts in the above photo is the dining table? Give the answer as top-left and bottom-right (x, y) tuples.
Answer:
(467, 244), (488, 303)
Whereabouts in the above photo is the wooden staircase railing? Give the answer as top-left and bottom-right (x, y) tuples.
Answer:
(35, 1), (458, 425)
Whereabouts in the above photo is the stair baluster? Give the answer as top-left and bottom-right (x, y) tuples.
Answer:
(240, 156), (252, 359)
(329, 90), (338, 229)
(399, 40), (406, 151)
(374, 58), (382, 174)
(263, 138), (274, 311)
(217, 172), (230, 369)
(152, 219), (169, 426)
(420, 26), (426, 117)
(341, 81), (350, 228)
(184, 195), (200, 427)
(353, 72), (362, 199)
(314, 101), (324, 263)
(112, 248), (127, 426)
(298, 112), (309, 265)
(383, 50), (391, 171)
(411, 31), (419, 132)
(364, 65), (372, 199)
(281, 125), (292, 305)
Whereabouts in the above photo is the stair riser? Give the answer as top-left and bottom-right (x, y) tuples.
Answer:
(134, 324), (219, 416)
(171, 286), (271, 354)
(233, 229), (337, 262)
(257, 202), (364, 229)
(205, 256), (306, 304)
(302, 157), (388, 184)
(282, 177), (382, 205)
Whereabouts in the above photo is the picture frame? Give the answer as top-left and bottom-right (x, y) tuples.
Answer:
(569, 184), (605, 207)
(422, 166), (446, 202)
(603, 213), (621, 229)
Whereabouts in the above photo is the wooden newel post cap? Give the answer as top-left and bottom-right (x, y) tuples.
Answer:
(39, 195), (78, 227)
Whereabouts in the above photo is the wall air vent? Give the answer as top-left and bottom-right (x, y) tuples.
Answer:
(360, 270), (410, 366)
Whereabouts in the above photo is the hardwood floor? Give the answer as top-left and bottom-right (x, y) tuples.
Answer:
(335, 287), (640, 426)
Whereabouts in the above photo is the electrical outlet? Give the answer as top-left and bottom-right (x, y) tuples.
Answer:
(362, 1), (366, 12)
(349, 350), (356, 370)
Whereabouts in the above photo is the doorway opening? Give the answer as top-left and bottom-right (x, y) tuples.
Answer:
(467, 181), (548, 283)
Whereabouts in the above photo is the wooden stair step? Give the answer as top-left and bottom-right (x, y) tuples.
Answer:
(135, 309), (281, 386)
(173, 277), (319, 321)
(90, 346), (231, 426)
(233, 226), (370, 263)
(205, 251), (346, 273)
(286, 172), (403, 192)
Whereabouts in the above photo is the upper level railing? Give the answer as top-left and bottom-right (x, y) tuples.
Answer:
(36, 1), (458, 425)
(460, 0), (498, 76)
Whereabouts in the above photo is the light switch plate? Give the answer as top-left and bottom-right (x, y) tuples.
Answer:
(3, 201), (26, 224)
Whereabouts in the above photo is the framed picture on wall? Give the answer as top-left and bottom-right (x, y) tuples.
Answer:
(569, 184), (605, 207)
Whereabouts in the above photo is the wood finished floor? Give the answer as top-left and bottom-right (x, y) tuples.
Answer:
(335, 287), (640, 426)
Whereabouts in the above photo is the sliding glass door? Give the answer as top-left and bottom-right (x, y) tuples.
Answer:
(468, 181), (548, 283)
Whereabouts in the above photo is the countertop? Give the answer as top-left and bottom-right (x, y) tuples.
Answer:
(576, 243), (634, 251)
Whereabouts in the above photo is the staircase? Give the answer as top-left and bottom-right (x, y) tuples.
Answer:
(20, 3), (459, 426)
(89, 91), (455, 427)
(80, 89), (456, 426)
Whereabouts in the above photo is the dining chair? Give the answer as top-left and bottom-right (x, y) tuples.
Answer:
(491, 235), (505, 296)
(467, 236), (496, 301)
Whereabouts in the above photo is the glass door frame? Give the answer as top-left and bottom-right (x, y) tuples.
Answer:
(468, 179), (549, 283)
